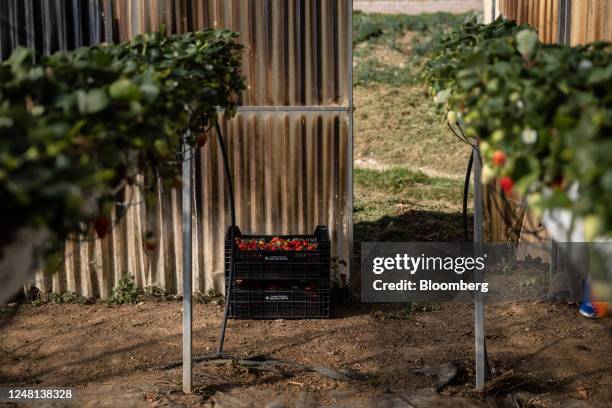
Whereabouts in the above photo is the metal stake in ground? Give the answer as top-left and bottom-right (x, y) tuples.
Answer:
(182, 133), (193, 394)
(472, 146), (486, 391)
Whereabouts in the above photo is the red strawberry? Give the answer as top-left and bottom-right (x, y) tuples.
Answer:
(499, 176), (514, 194)
(551, 175), (564, 189)
(94, 214), (111, 239)
(143, 231), (158, 251)
(171, 177), (183, 190)
(196, 134), (208, 148)
(305, 282), (317, 291)
(492, 150), (506, 167)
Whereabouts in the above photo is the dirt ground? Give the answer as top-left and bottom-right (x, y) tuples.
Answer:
(1, 300), (611, 407)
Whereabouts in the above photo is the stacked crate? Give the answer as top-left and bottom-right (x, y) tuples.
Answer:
(225, 226), (330, 319)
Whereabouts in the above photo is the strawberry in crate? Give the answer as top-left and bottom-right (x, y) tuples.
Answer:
(235, 236), (318, 251)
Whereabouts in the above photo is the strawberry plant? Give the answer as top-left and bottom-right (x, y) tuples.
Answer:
(424, 18), (612, 239)
(0, 29), (244, 258)
(451, 31), (612, 238)
(423, 16), (528, 102)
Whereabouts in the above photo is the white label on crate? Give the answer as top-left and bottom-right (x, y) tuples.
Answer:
(264, 255), (289, 261)
(265, 295), (290, 301)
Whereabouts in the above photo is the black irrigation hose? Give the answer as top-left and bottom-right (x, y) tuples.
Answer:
(463, 152), (474, 242)
(214, 122), (236, 355)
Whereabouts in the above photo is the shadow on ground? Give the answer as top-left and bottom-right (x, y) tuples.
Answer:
(355, 209), (473, 242)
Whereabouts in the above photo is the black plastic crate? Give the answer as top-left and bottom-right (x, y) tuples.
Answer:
(225, 226), (330, 319)
(225, 225), (330, 281)
(228, 289), (330, 319)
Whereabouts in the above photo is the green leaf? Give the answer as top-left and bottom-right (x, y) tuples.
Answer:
(433, 88), (452, 105)
(456, 69), (480, 90)
(587, 65), (612, 85)
(538, 191), (572, 209)
(7, 47), (32, 72)
(109, 78), (142, 101)
(0, 116), (14, 128)
(462, 49), (486, 69)
(140, 83), (160, 102)
(77, 89), (109, 114)
(516, 29), (538, 59)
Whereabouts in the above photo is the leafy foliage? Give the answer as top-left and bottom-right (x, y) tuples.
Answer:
(423, 17), (612, 238)
(107, 274), (139, 305)
(0, 30), (244, 253)
(423, 16), (528, 97)
(30, 290), (85, 306)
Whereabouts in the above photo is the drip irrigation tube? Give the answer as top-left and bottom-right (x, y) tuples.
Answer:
(214, 122), (236, 354)
(463, 152), (474, 242)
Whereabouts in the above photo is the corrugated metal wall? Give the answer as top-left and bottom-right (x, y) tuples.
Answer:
(499, 0), (612, 44)
(1, 0), (352, 298)
(498, 0), (559, 43)
(569, 0), (612, 45)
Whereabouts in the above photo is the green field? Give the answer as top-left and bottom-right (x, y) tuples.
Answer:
(353, 11), (476, 242)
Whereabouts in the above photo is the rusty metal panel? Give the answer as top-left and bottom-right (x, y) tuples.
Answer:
(25, 0), (352, 297)
(500, 0), (611, 44)
(184, 0), (350, 106)
(571, 0), (612, 45)
(34, 112), (351, 298)
(0, 0), (105, 62)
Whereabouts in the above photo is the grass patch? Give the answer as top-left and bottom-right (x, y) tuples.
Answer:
(354, 59), (415, 86)
(357, 166), (433, 191)
(353, 12), (471, 174)
(354, 84), (470, 175)
(355, 166), (465, 204)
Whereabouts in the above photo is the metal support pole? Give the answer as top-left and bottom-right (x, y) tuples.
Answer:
(558, 0), (572, 45)
(348, 0), (354, 294)
(550, 241), (558, 282)
(492, 0), (497, 21)
(472, 147), (486, 391)
(181, 135), (193, 394)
